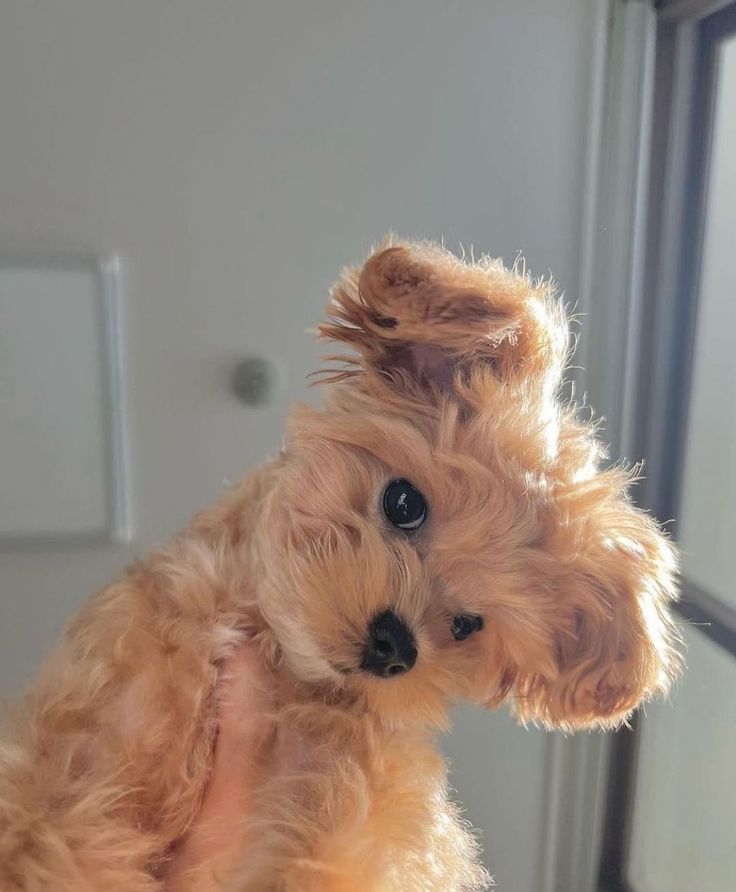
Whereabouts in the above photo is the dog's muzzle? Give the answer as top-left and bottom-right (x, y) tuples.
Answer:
(361, 610), (417, 678)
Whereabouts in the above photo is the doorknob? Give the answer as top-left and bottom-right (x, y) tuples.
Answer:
(231, 357), (278, 407)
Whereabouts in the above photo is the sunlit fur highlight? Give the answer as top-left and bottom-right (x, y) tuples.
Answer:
(0, 239), (680, 890)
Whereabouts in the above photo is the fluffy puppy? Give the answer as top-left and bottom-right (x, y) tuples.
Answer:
(0, 240), (681, 891)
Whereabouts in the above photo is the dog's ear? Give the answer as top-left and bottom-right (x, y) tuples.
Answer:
(318, 240), (568, 400)
(516, 471), (682, 730)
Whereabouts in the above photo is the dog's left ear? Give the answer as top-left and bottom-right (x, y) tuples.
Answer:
(517, 472), (682, 729)
(318, 240), (568, 399)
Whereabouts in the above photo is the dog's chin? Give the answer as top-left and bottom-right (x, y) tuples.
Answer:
(359, 675), (453, 731)
(277, 647), (448, 728)
(272, 626), (456, 730)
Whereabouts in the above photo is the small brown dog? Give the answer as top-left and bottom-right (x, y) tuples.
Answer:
(0, 240), (681, 891)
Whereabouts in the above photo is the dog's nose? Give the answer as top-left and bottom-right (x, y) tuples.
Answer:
(361, 611), (417, 677)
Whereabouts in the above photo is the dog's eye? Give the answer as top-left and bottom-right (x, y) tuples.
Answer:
(451, 614), (484, 641)
(382, 479), (427, 531)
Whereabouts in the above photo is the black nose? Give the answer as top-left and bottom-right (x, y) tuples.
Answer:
(362, 611), (417, 677)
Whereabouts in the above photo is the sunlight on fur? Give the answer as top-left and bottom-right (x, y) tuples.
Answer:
(0, 239), (682, 891)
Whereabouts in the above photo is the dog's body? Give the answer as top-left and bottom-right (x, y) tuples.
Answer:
(0, 241), (680, 891)
(0, 475), (483, 891)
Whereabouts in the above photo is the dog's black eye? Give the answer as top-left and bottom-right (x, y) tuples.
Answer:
(382, 479), (427, 531)
(451, 614), (484, 641)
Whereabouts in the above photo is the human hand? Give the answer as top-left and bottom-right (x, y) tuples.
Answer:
(164, 642), (273, 891)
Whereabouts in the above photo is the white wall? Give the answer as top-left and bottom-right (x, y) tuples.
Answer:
(0, 2), (597, 887)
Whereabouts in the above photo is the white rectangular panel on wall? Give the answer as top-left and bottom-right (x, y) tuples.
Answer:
(0, 257), (128, 543)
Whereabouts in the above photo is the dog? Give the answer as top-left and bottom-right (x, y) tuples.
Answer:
(0, 239), (681, 891)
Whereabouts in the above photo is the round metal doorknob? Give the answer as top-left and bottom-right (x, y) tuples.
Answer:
(231, 357), (278, 406)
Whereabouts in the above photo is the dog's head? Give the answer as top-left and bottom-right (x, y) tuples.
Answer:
(254, 240), (681, 731)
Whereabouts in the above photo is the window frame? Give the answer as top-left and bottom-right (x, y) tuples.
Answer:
(596, 3), (736, 891)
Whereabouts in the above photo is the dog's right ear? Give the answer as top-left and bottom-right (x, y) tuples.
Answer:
(318, 240), (569, 401)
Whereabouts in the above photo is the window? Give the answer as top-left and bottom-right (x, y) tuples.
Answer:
(597, 3), (736, 890)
